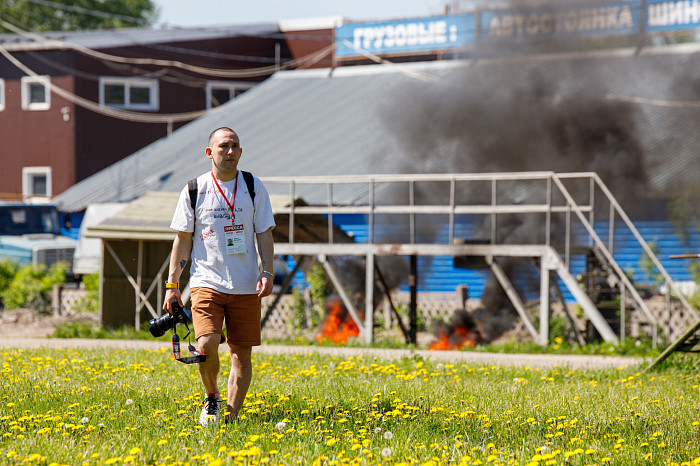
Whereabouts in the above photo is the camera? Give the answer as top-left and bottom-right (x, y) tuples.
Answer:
(149, 301), (192, 337)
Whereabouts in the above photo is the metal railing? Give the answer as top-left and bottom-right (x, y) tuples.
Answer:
(260, 171), (695, 343)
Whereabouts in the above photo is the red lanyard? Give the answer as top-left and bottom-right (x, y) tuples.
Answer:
(211, 171), (237, 223)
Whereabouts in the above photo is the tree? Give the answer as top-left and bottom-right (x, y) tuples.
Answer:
(0, 0), (157, 32)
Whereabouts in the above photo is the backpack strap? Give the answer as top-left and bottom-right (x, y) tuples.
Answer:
(187, 178), (198, 220)
(187, 172), (254, 222)
(241, 170), (255, 204)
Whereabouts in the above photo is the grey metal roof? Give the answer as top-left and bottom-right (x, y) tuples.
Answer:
(0, 23), (280, 51)
(54, 45), (700, 212)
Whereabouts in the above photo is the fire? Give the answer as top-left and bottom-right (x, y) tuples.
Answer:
(430, 310), (483, 350)
(316, 299), (359, 344)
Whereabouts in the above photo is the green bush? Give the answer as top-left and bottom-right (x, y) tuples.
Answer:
(0, 262), (68, 312)
(290, 262), (332, 330)
(71, 273), (100, 313)
(0, 260), (19, 307)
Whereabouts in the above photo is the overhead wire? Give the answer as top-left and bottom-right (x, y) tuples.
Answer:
(25, 50), (214, 89)
(0, 18), (334, 78)
(0, 44), (208, 123)
(0, 15), (332, 124)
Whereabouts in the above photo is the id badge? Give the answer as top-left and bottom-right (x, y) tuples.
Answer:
(225, 224), (247, 255)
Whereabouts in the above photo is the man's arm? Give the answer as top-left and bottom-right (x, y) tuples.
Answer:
(163, 230), (193, 312)
(255, 227), (274, 298)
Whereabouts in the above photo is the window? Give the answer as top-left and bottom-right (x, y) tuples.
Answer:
(21, 76), (50, 111)
(0, 79), (5, 111)
(205, 81), (254, 109)
(99, 77), (159, 110)
(22, 166), (52, 200)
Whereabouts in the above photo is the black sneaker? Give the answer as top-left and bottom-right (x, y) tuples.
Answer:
(199, 394), (222, 426)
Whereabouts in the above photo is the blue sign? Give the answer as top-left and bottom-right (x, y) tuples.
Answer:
(646, 0), (700, 32)
(335, 14), (476, 59)
(481, 1), (639, 40)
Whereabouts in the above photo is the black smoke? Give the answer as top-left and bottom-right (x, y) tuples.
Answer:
(382, 56), (650, 341)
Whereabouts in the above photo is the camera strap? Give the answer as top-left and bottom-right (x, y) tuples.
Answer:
(171, 322), (207, 364)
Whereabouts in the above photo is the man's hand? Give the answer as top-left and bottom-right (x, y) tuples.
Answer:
(256, 273), (273, 298)
(163, 289), (183, 314)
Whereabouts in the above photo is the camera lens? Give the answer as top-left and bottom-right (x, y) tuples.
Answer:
(148, 313), (174, 337)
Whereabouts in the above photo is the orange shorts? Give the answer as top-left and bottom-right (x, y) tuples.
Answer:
(190, 287), (261, 347)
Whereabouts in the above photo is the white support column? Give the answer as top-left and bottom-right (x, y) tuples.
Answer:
(365, 252), (374, 345)
(318, 254), (366, 340)
(486, 256), (539, 341)
(539, 259), (551, 347)
(136, 240), (143, 331)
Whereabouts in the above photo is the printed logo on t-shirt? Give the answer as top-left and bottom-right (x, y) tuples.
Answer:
(201, 228), (215, 241)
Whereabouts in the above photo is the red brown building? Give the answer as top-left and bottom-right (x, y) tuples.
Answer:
(0, 22), (335, 201)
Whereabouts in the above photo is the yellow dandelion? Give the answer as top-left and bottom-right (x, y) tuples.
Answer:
(128, 447), (141, 455)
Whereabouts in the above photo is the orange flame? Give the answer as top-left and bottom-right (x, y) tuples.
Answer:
(429, 326), (479, 350)
(316, 300), (359, 344)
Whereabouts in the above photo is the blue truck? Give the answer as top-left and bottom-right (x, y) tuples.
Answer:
(0, 203), (76, 270)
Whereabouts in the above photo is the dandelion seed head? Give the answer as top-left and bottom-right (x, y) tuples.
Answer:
(383, 431), (393, 440)
(275, 421), (286, 431)
(125, 399), (133, 406)
(374, 427), (382, 434)
(381, 447), (392, 457)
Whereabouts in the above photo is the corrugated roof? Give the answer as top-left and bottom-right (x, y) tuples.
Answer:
(0, 23), (279, 51)
(54, 60), (462, 211)
(54, 45), (700, 212)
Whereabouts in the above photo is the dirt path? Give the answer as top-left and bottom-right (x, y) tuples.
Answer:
(0, 336), (647, 370)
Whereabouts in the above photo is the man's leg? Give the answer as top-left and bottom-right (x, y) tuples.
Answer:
(197, 334), (222, 395)
(225, 344), (252, 420)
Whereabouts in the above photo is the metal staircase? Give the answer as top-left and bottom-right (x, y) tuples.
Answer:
(261, 171), (698, 345)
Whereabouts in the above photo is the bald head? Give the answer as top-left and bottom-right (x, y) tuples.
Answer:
(208, 127), (238, 146)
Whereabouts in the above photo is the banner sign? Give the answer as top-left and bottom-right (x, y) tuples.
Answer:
(646, 0), (700, 32)
(335, 14), (476, 59)
(480, 2), (639, 40)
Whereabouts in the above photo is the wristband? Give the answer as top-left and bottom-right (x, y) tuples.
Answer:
(262, 270), (273, 277)
(165, 282), (179, 289)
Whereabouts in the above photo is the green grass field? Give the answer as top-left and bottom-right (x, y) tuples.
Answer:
(0, 345), (698, 466)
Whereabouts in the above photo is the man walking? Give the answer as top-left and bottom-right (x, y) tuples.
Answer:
(163, 127), (275, 425)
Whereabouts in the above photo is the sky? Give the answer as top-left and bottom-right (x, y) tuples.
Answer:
(151, 0), (456, 28)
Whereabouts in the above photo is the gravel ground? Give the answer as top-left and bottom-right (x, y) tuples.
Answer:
(0, 337), (648, 370)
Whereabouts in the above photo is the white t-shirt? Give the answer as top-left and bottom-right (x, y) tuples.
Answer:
(170, 171), (276, 294)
